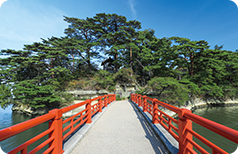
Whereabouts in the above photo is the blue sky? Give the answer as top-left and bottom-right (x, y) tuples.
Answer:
(0, 0), (238, 51)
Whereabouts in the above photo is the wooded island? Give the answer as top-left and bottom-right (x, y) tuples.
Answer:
(1, 13), (238, 111)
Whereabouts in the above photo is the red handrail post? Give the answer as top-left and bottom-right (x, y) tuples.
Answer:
(136, 94), (137, 102)
(143, 96), (147, 112)
(105, 96), (108, 107)
(135, 94), (138, 104)
(86, 100), (92, 124)
(48, 109), (63, 154)
(104, 96), (106, 107)
(138, 95), (142, 107)
(99, 96), (102, 112)
(178, 109), (193, 154)
(152, 99), (159, 124)
(22, 148), (27, 154)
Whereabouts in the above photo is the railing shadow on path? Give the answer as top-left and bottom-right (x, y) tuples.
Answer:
(128, 101), (170, 154)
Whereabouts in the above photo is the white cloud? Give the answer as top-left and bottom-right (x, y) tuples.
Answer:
(129, 0), (136, 19)
(0, 0), (7, 8)
(0, 0), (68, 50)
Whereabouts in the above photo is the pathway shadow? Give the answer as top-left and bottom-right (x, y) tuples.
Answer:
(128, 101), (170, 154)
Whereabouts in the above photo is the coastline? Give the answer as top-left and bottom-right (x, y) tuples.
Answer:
(161, 98), (238, 117)
(10, 97), (238, 117)
(11, 100), (99, 117)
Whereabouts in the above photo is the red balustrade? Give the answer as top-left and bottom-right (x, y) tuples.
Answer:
(2, 93), (237, 154)
(0, 94), (116, 154)
(131, 93), (238, 154)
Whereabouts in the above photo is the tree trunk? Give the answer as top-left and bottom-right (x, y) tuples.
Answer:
(190, 52), (193, 76)
(87, 49), (90, 66)
(114, 54), (118, 72)
(130, 47), (133, 76)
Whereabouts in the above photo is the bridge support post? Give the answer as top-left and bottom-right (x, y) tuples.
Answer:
(131, 94), (132, 102)
(137, 94), (139, 105)
(86, 100), (92, 124)
(143, 96), (147, 112)
(152, 99), (159, 124)
(104, 95), (108, 107)
(134, 94), (136, 103)
(99, 96), (102, 112)
(178, 109), (193, 154)
(135, 94), (138, 104)
(138, 95), (142, 107)
(134, 94), (136, 102)
(48, 109), (63, 154)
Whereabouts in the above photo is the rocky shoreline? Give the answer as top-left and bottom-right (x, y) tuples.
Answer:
(11, 98), (238, 117)
(11, 100), (97, 117)
(12, 104), (49, 116)
(161, 98), (238, 117)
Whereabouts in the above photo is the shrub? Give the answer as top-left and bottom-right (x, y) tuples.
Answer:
(58, 92), (74, 108)
(81, 97), (89, 101)
(148, 77), (191, 106)
(116, 95), (122, 101)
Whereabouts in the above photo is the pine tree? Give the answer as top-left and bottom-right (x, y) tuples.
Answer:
(170, 37), (210, 77)
(64, 16), (101, 67)
(91, 13), (141, 72)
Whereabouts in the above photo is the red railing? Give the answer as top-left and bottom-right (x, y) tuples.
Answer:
(0, 94), (116, 154)
(131, 93), (238, 154)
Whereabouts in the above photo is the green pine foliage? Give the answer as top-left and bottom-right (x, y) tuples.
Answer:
(91, 13), (141, 72)
(95, 70), (116, 92)
(13, 80), (61, 109)
(0, 84), (12, 109)
(148, 77), (190, 105)
(114, 68), (136, 86)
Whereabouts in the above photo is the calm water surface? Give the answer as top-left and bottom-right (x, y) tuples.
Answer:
(0, 105), (48, 153)
(193, 106), (238, 153)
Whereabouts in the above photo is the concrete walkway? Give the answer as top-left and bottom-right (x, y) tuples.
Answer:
(70, 100), (169, 154)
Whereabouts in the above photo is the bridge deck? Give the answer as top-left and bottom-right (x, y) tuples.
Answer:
(70, 100), (169, 154)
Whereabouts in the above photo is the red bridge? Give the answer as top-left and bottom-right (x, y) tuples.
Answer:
(0, 94), (238, 154)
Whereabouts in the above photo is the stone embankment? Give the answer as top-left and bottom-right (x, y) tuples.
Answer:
(12, 104), (49, 116)
(12, 97), (238, 117)
(11, 100), (96, 117)
(161, 98), (238, 117)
